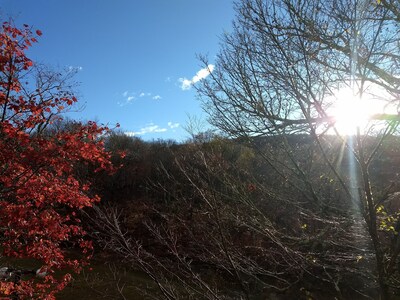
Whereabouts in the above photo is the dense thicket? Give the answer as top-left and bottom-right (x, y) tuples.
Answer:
(88, 132), (400, 299)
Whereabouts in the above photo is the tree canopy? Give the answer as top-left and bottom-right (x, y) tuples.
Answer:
(198, 0), (400, 136)
(0, 22), (113, 299)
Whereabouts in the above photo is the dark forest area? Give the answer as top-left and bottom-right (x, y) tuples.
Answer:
(82, 132), (400, 299)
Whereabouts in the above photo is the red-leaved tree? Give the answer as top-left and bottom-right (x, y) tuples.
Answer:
(0, 22), (114, 299)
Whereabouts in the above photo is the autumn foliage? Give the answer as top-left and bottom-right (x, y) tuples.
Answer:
(0, 22), (113, 298)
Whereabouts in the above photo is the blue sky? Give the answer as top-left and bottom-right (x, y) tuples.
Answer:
(1, 0), (235, 141)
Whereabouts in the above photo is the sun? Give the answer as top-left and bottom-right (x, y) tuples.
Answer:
(331, 87), (372, 135)
(329, 84), (396, 135)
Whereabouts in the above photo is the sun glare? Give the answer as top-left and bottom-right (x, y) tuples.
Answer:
(329, 84), (396, 135)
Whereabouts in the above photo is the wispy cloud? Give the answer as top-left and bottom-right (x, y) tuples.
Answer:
(139, 92), (151, 97)
(124, 122), (179, 137)
(124, 123), (167, 136)
(168, 122), (180, 129)
(68, 65), (83, 72)
(118, 91), (136, 106)
(119, 90), (162, 106)
(179, 64), (215, 91)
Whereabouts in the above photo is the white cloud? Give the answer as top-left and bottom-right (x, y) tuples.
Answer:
(167, 122), (180, 129)
(179, 78), (192, 91)
(179, 64), (215, 91)
(192, 65), (215, 82)
(119, 91), (136, 106)
(139, 92), (152, 97)
(124, 131), (136, 137)
(124, 123), (167, 136)
(119, 90), (161, 106)
(68, 65), (83, 72)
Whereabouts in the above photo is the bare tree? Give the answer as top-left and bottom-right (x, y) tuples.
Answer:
(196, 0), (400, 299)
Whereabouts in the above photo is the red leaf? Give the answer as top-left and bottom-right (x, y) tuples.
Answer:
(0, 22), (115, 298)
